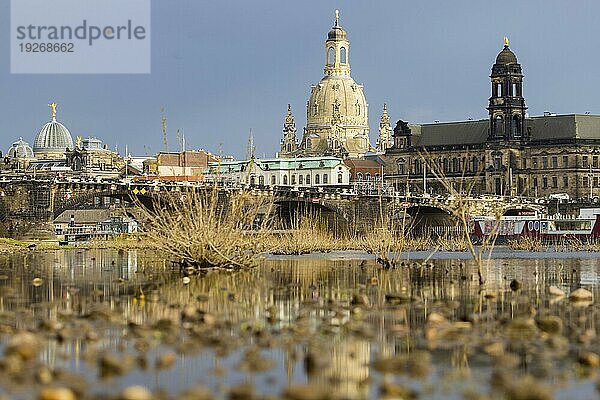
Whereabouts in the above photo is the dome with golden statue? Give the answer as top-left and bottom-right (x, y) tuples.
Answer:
(33, 102), (74, 159)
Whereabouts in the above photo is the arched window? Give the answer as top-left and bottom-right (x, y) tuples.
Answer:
(250, 176), (255, 186)
(327, 47), (334, 65)
(323, 174), (328, 184)
(365, 173), (371, 181)
(299, 175), (303, 185)
(306, 174), (310, 185)
(357, 172), (363, 181)
(472, 156), (479, 172)
(397, 161), (405, 175)
(453, 158), (460, 172)
(291, 175), (296, 185)
(512, 115), (521, 138)
(283, 175), (288, 185)
(315, 174), (320, 184)
(443, 158), (449, 173)
(340, 47), (347, 64)
(287, 144), (291, 152)
(355, 100), (361, 116)
(271, 175), (276, 185)
(338, 173), (343, 184)
(494, 115), (504, 137)
(258, 176), (264, 186)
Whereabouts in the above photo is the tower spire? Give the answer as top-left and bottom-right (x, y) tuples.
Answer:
(279, 104), (298, 158)
(335, 9), (340, 26)
(504, 36), (509, 48)
(377, 103), (392, 152)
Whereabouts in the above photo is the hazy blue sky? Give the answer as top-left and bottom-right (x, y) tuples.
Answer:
(2, 0), (600, 158)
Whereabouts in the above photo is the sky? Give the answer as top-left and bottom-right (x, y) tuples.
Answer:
(1, 0), (600, 159)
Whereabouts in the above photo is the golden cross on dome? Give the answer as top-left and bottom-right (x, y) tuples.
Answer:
(504, 36), (509, 47)
(48, 102), (58, 120)
(335, 10), (340, 26)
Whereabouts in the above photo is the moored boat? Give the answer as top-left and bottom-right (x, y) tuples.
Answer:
(471, 208), (600, 242)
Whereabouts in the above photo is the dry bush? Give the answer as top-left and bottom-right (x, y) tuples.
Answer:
(140, 189), (271, 269)
(508, 236), (546, 251)
(264, 211), (350, 255)
(420, 150), (505, 286)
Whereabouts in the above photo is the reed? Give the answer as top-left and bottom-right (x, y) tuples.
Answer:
(139, 189), (271, 269)
(508, 236), (546, 251)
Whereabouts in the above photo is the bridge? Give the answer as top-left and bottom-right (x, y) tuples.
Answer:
(0, 177), (549, 238)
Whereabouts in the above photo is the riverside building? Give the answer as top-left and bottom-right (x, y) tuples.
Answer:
(384, 39), (600, 200)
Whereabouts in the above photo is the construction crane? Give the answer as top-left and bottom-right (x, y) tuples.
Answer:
(246, 128), (255, 160)
(161, 107), (168, 152)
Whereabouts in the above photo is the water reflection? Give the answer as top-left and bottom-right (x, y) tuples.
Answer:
(0, 250), (598, 399)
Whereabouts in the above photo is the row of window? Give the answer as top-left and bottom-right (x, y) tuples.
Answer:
(526, 176), (600, 189)
(248, 173), (345, 186)
(398, 156), (484, 175)
(355, 172), (381, 181)
(399, 154), (599, 175)
(327, 46), (347, 65)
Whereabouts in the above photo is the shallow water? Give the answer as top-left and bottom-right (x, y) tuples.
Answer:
(0, 249), (598, 399)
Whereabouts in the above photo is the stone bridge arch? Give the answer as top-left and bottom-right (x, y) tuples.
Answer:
(51, 189), (162, 219)
(273, 198), (350, 233)
(404, 204), (457, 236)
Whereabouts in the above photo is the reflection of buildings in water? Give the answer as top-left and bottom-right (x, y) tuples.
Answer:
(1, 252), (599, 396)
(0, 249), (144, 370)
(305, 337), (370, 400)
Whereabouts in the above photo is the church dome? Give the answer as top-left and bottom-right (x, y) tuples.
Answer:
(495, 45), (517, 65)
(308, 75), (368, 129)
(328, 25), (347, 41)
(7, 138), (34, 159)
(33, 103), (74, 156)
(34, 120), (74, 152)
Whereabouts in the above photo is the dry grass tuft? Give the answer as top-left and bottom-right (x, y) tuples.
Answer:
(140, 190), (270, 269)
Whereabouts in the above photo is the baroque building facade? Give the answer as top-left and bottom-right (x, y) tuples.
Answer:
(280, 11), (372, 159)
(384, 40), (600, 201)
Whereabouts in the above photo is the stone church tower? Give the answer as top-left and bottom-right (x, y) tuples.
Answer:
(299, 11), (371, 159)
(487, 38), (528, 141)
(376, 103), (392, 152)
(279, 104), (298, 157)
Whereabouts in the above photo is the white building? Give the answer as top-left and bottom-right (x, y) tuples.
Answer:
(207, 156), (351, 188)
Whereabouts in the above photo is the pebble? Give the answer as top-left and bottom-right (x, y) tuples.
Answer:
(38, 387), (76, 400)
(578, 352), (600, 368)
(120, 386), (153, 400)
(536, 316), (563, 335)
(505, 375), (552, 400)
(282, 385), (332, 400)
(379, 381), (417, 399)
(5, 331), (40, 361)
(32, 278), (44, 287)
(177, 385), (213, 400)
(509, 279), (522, 291)
(156, 352), (177, 370)
(548, 286), (565, 297)
(182, 277), (191, 284)
(99, 354), (130, 378)
(569, 288), (593, 302)
(227, 383), (256, 400)
(504, 318), (538, 340)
